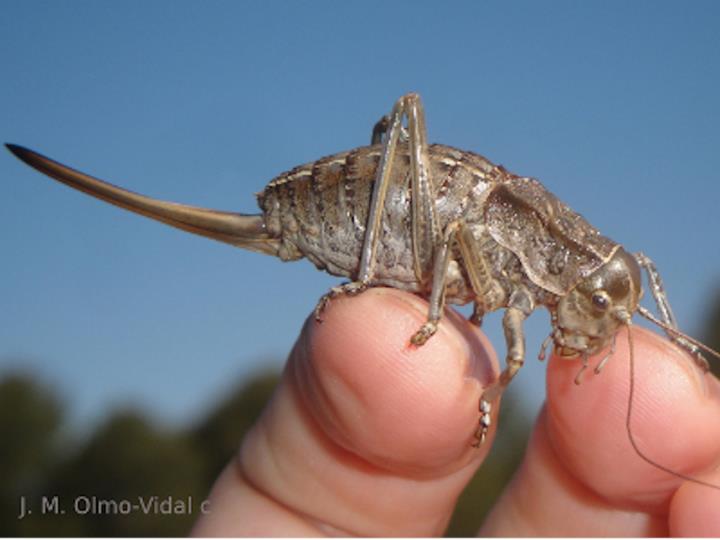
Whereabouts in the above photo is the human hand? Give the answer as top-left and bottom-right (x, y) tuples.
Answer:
(191, 288), (720, 536)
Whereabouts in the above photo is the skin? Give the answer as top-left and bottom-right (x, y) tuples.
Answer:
(191, 287), (720, 537)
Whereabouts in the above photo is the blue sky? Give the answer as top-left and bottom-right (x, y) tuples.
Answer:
(2, 1), (719, 431)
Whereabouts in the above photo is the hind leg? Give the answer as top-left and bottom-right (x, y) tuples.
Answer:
(316, 94), (439, 323)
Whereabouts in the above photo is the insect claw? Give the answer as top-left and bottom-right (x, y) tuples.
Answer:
(314, 281), (368, 322)
(472, 399), (493, 447)
(469, 304), (484, 327)
(313, 299), (329, 323)
(479, 399), (491, 414)
(410, 321), (438, 346)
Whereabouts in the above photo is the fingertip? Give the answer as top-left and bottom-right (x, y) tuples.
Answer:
(235, 288), (501, 535)
(293, 287), (499, 471)
(545, 326), (720, 509)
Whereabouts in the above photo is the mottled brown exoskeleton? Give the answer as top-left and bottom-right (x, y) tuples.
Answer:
(5, 93), (717, 453)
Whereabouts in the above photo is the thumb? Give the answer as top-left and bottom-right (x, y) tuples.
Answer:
(193, 288), (499, 536)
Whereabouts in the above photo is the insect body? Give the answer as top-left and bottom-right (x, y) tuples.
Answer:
(5, 93), (715, 450)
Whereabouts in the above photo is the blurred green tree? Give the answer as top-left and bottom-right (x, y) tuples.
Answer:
(0, 369), (280, 536)
(40, 410), (206, 536)
(189, 370), (280, 489)
(0, 372), (64, 536)
(0, 366), (532, 536)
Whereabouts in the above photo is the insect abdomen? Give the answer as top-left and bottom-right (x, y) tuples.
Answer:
(258, 145), (423, 286)
(258, 144), (501, 291)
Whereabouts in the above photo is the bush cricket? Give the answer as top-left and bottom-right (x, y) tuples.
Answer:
(7, 93), (720, 490)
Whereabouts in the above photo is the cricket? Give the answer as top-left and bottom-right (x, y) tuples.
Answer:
(6, 93), (720, 489)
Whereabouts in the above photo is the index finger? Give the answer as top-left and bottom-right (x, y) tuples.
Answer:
(481, 326), (720, 536)
(547, 326), (720, 509)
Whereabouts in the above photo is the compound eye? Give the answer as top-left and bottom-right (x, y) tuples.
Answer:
(591, 290), (611, 311)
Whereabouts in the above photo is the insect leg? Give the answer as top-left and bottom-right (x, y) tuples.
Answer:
(634, 252), (678, 329)
(469, 304), (484, 327)
(410, 221), (462, 346)
(404, 94), (441, 284)
(411, 220), (507, 345)
(371, 115), (389, 145)
(313, 281), (372, 319)
(371, 112), (409, 145)
(315, 93), (435, 319)
(370, 116), (410, 145)
(634, 252), (708, 371)
(474, 287), (533, 447)
(455, 224), (506, 315)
